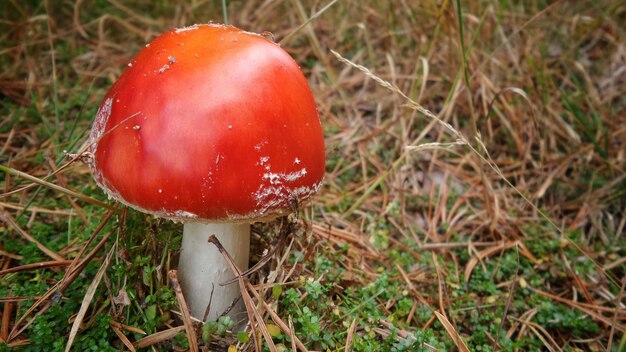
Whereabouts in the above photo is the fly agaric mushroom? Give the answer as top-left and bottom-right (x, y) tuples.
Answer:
(88, 23), (325, 321)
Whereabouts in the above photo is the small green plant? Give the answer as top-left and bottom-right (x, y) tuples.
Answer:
(202, 316), (236, 344)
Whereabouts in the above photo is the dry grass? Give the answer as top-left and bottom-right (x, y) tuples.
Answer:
(1, 0), (625, 351)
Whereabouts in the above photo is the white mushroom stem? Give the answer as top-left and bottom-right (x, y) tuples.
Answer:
(178, 222), (250, 322)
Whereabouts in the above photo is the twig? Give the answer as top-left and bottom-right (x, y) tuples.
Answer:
(1, 289), (12, 342)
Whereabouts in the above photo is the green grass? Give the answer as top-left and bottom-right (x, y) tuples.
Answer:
(1, 0), (625, 351)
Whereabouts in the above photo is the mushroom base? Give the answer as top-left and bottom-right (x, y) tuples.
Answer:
(178, 222), (250, 322)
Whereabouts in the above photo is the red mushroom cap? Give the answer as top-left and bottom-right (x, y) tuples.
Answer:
(89, 24), (325, 222)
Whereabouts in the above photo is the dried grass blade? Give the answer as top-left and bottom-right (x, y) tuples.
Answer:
(63, 210), (114, 278)
(9, 229), (111, 341)
(0, 210), (64, 261)
(65, 241), (116, 352)
(529, 287), (626, 332)
(0, 296), (45, 303)
(8, 299), (55, 342)
(0, 260), (73, 276)
(168, 270), (198, 352)
(0, 165), (115, 210)
(0, 202), (76, 216)
(516, 241), (539, 264)
(280, 0), (340, 45)
(516, 319), (563, 352)
(494, 246), (520, 350)
(528, 324), (557, 352)
(0, 249), (24, 260)
(243, 288), (275, 351)
(330, 48), (620, 289)
(208, 235), (278, 352)
(59, 231), (112, 293)
(395, 264), (433, 309)
(7, 339), (29, 348)
(287, 0), (337, 83)
(464, 242), (507, 282)
(344, 318), (357, 352)
(288, 315), (298, 352)
(405, 141), (465, 152)
(607, 277), (626, 351)
(133, 326), (185, 349)
(1, 111), (139, 201)
(433, 311), (470, 352)
(109, 320), (146, 335)
(330, 50), (462, 139)
(245, 281), (308, 352)
(221, 227), (289, 286)
(110, 323), (136, 352)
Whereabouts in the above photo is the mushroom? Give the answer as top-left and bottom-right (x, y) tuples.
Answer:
(88, 23), (325, 321)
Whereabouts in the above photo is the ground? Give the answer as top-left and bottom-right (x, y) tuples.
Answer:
(0, 0), (625, 351)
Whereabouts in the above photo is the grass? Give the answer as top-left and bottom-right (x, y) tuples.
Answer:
(1, 0), (625, 351)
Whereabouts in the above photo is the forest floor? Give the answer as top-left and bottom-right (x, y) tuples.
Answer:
(1, 1), (625, 351)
